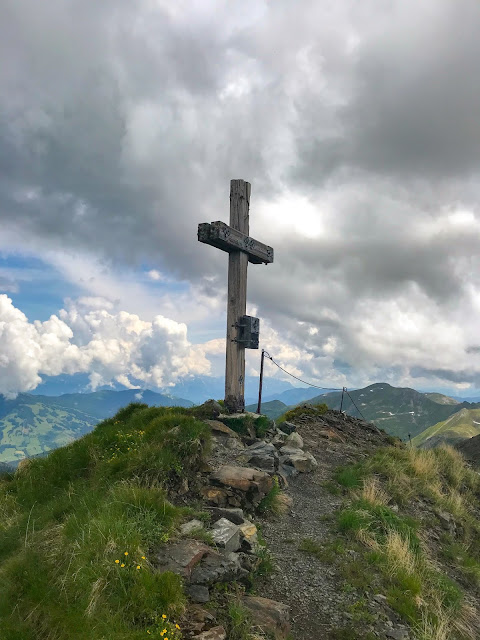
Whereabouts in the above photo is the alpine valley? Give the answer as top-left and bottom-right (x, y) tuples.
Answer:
(2, 380), (480, 468)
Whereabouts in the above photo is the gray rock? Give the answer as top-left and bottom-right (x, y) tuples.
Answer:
(271, 432), (288, 448)
(208, 507), (245, 525)
(195, 627), (227, 640)
(247, 441), (277, 455)
(210, 465), (273, 495)
(200, 399), (223, 418)
(203, 419), (239, 438)
(186, 584), (210, 603)
(242, 596), (290, 639)
(285, 432), (304, 449)
(211, 517), (241, 552)
(281, 421), (297, 434)
(373, 593), (388, 604)
(244, 441), (279, 472)
(386, 628), (409, 640)
(153, 540), (210, 579)
(180, 519), (204, 535)
(280, 450), (318, 473)
(278, 462), (299, 479)
(246, 452), (277, 473)
(190, 550), (248, 585)
(279, 445), (304, 456)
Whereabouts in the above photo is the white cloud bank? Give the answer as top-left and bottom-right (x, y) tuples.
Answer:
(0, 295), (211, 398)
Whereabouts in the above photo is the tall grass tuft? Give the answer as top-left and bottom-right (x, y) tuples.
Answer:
(335, 443), (480, 639)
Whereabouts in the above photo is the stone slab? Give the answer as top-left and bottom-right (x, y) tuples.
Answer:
(242, 596), (290, 640)
(181, 519), (204, 535)
(210, 465), (273, 494)
(154, 540), (210, 579)
(211, 517), (241, 552)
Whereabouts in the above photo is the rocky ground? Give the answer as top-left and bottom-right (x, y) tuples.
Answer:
(160, 405), (411, 639)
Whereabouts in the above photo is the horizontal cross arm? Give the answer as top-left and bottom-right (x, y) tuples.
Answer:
(198, 221), (274, 265)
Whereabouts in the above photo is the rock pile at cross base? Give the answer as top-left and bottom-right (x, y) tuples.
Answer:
(154, 404), (394, 639)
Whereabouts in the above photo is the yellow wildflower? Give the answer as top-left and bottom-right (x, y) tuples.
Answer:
(115, 559), (120, 564)
(175, 624), (180, 629)
(162, 614), (167, 619)
(121, 563), (125, 568)
(136, 565), (140, 570)
(142, 556), (146, 560)
(124, 551), (129, 556)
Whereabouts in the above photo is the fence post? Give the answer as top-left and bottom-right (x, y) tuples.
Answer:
(256, 349), (265, 414)
(340, 387), (345, 412)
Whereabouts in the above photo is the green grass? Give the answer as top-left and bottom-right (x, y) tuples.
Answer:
(0, 403), (211, 640)
(331, 445), (480, 639)
(334, 464), (365, 489)
(226, 602), (252, 640)
(299, 537), (345, 563)
(337, 499), (420, 551)
(257, 476), (282, 514)
(277, 402), (328, 424)
(221, 413), (273, 438)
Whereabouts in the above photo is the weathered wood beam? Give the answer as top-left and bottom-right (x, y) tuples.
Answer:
(198, 220), (274, 265)
(225, 180), (250, 413)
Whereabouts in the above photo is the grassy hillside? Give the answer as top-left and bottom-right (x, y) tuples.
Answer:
(0, 401), (98, 466)
(412, 408), (480, 449)
(424, 392), (460, 405)
(0, 403), (211, 640)
(307, 383), (473, 440)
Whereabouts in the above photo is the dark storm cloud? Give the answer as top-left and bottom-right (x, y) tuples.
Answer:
(3, 0), (480, 389)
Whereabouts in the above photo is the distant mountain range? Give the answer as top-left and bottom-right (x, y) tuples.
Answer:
(251, 383), (480, 444)
(246, 399), (288, 419)
(31, 373), (308, 405)
(0, 389), (192, 467)
(305, 383), (480, 441)
(4, 379), (480, 469)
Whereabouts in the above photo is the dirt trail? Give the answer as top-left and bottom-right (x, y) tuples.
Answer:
(258, 412), (392, 639)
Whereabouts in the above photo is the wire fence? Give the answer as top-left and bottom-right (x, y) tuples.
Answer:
(260, 349), (368, 422)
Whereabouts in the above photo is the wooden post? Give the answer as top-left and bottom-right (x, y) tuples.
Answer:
(225, 180), (250, 413)
(198, 179), (273, 413)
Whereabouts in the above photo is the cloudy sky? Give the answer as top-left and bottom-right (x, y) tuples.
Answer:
(1, 0), (480, 399)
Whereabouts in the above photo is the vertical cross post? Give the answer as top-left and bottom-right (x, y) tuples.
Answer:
(198, 179), (273, 413)
(225, 179), (250, 413)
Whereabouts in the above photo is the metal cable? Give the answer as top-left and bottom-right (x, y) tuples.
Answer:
(263, 352), (343, 392)
(262, 350), (372, 424)
(345, 390), (367, 422)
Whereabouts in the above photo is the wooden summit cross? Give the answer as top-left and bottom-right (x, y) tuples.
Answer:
(198, 179), (274, 413)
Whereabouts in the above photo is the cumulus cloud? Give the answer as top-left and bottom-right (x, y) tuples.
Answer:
(0, 295), (210, 398)
(3, 0), (480, 392)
